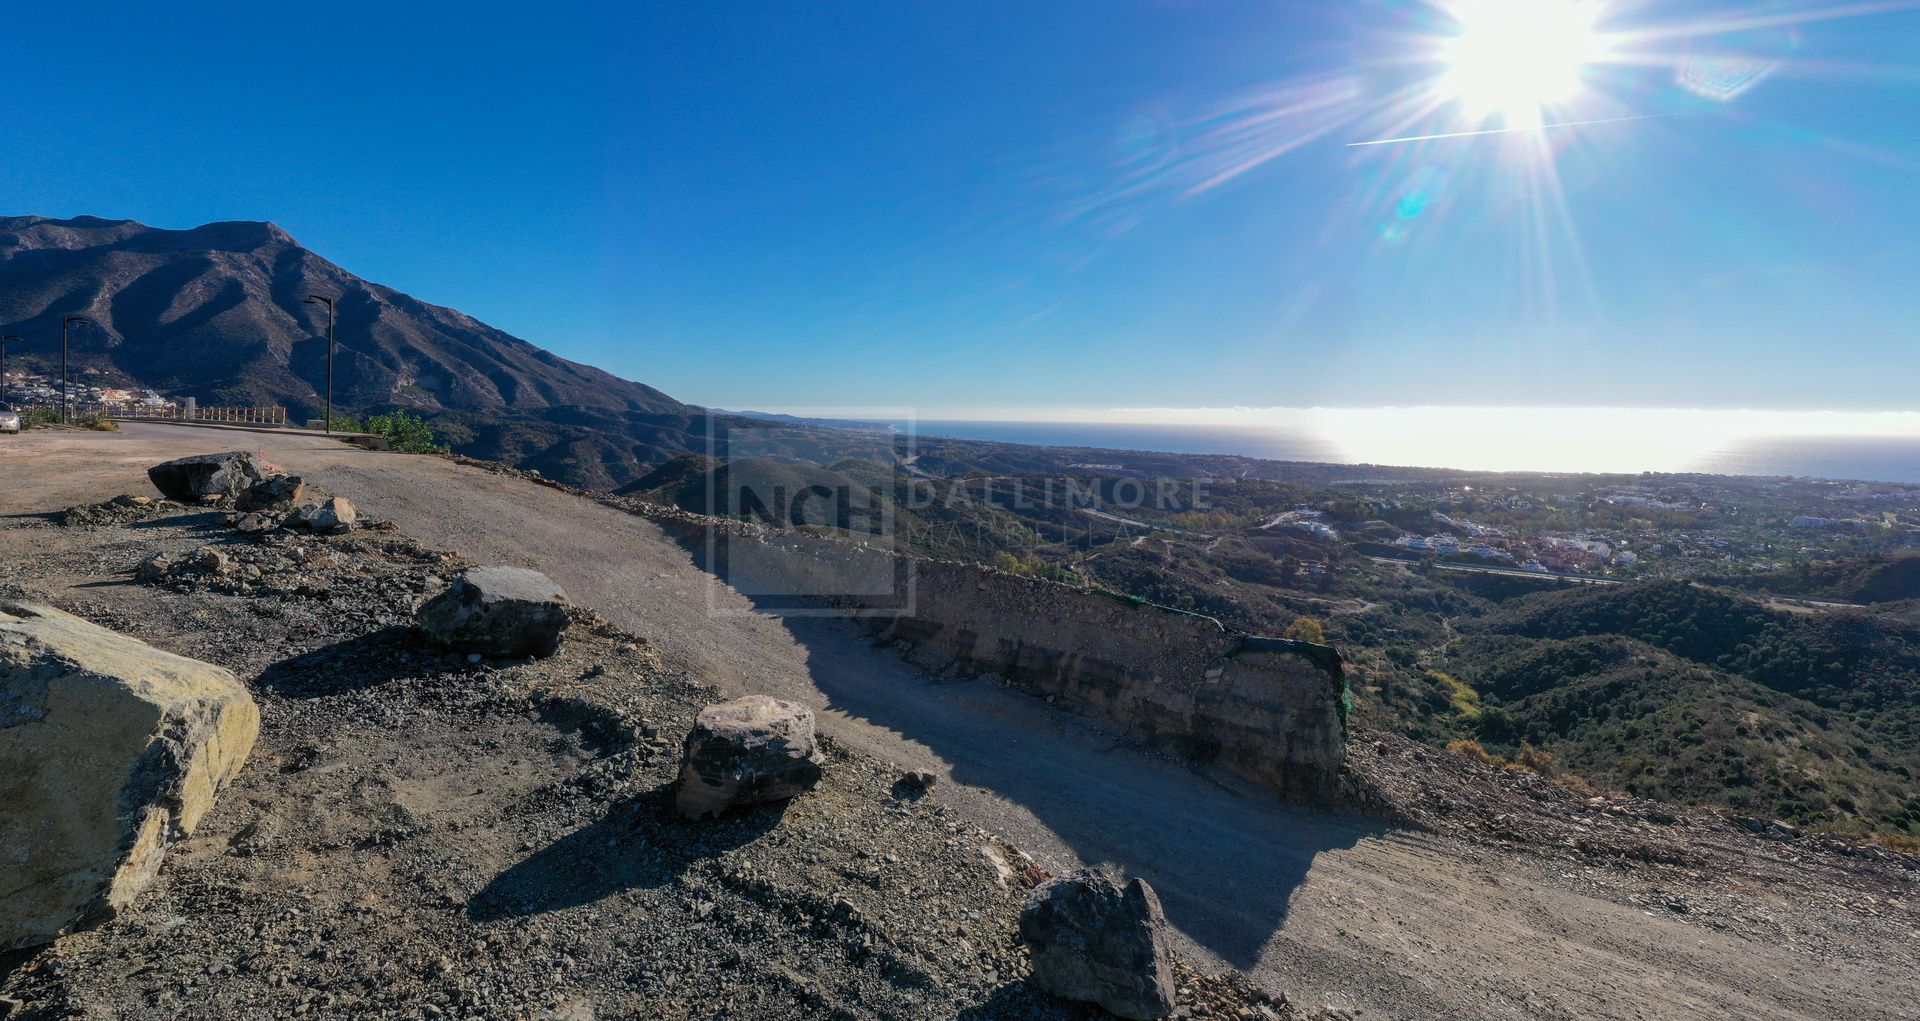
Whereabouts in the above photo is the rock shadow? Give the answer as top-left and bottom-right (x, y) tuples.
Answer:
(625, 520), (1392, 972)
(956, 980), (1079, 1020)
(253, 625), (442, 697)
(467, 785), (788, 922)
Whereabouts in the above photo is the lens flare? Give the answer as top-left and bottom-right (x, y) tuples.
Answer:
(1438, 0), (1609, 128)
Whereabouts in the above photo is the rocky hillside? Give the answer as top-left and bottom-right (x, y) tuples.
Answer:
(0, 215), (703, 487)
(0, 462), (1293, 1021)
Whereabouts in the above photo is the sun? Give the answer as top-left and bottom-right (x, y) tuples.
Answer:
(1439, 0), (1608, 129)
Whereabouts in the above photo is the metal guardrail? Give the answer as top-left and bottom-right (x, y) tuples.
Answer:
(191, 405), (289, 426)
(77, 402), (290, 426)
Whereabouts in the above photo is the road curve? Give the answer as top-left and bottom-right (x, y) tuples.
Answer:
(2, 422), (1912, 1021)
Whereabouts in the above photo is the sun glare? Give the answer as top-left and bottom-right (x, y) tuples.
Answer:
(1439, 0), (1607, 128)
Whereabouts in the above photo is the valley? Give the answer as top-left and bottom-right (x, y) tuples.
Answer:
(3, 424), (1916, 1019)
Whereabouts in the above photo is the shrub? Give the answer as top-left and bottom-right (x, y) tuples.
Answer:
(20, 407), (59, 429)
(328, 410), (446, 454)
(1429, 669), (1482, 722)
(1284, 615), (1326, 644)
(1447, 738), (1499, 766)
(1511, 742), (1559, 776)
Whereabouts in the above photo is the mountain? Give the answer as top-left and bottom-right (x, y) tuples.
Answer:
(0, 214), (704, 488)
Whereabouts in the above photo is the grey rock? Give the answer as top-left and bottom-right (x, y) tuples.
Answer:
(190, 548), (229, 574)
(675, 695), (824, 820)
(1018, 869), (1176, 1020)
(135, 554), (177, 582)
(416, 566), (571, 658)
(236, 475), (305, 512)
(286, 497), (357, 534)
(147, 451), (271, 500)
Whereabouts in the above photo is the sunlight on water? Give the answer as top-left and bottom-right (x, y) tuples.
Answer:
(893, 406), (1920, 483)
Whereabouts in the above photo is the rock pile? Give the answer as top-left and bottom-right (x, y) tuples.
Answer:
(417, 565), (572, 658)
(146, 451), (272, 501)
(1018, 869), (1178, 1020)
(60, 493), (173, 528)
(0, 600), (259, 952)
(675, 694), (826, 819)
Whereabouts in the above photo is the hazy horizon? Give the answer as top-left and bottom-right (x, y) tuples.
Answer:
(744, 405), (1920, 483)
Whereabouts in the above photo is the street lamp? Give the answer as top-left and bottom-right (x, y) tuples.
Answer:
(0, 335), (18, 404)
(303, 295), (335, 433)
(61, 317), (88, 423)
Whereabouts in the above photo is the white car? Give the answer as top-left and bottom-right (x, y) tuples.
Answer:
(0, 404), (20, 434)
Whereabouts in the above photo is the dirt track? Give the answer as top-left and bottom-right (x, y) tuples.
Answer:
(4, 422), (1916, 1021)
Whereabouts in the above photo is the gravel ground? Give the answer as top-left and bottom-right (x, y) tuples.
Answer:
(3, 424), (1917, 1021)
(0, 502), (1292, 1020)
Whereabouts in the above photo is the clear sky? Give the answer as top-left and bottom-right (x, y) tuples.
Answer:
(4, 1), (1917, 416)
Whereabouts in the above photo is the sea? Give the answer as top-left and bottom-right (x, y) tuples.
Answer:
(900, 411), (1920, 485)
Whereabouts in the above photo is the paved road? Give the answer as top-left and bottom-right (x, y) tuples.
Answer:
(4, 422), (1912, 1021)
(1366, 555), (1867, 609)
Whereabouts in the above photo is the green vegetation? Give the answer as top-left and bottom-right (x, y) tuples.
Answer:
(1430, 670), (1483, 722)
(1284, 615), (1327, 644)
(328, 410), (447, 453)
(615, 439), (1920, 838)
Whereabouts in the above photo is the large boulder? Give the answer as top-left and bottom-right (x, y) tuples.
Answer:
(285, 496), (357, 534)
(675, 695), (824, 819)
(235, 474), (305, 513)
(0, 600), (259, 951)
(146, 451), (271, 500)
(1018, 869), (1177, 1020)
(416, 565), (570, 658)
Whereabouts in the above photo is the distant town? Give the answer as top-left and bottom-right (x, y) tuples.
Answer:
(1, 368), (174, 412)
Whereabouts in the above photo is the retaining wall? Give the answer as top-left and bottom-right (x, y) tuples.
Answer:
(657, 517), (1349, 801)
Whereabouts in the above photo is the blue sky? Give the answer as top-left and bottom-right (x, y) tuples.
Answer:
(4, 1), (1917, 416)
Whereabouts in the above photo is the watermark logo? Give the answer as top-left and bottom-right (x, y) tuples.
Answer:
(699, 411), (1220, 617)
(703, 410), (915, 617)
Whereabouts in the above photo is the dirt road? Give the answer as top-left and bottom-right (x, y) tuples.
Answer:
(5, 422), (1915, 1020)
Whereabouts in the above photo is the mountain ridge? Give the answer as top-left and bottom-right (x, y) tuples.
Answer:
(0, 213), (702, 487)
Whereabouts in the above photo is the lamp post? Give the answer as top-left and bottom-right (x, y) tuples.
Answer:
(60, 317), (88, 423)
(0, 335), (18, 404)
(303, 295), (335, 433)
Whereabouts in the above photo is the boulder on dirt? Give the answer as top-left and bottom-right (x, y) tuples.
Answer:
(675, 695), (825, 820)
(236, 474), (305, 512)
(286, 496), (357, 534)
(0, 600), (259, 952)
(416, 565), (570, 658)
(146, 451), (271, 500)
(1018, 869), (1177, 1020)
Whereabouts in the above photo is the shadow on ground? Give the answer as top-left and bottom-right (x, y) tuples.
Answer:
(677, 530), (1388, 971)
(468, 786), (787, 922)
(254, 626), (439, 697)
(957, 979), (1083, 1020)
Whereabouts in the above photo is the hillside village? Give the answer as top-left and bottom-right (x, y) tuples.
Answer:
(2, 368), (175, 413)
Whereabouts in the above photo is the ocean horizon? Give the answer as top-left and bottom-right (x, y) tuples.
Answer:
(887, 410), (1920, 485)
